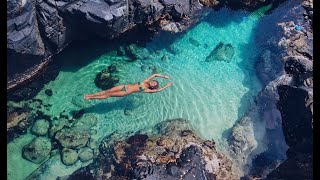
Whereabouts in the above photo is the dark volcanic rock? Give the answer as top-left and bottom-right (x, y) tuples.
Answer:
(266, 85), (313, 179)
(7, 0), (45, 57)
(263, 0), (314, 175)
(69, 119), (240, 179)
(7, 0), (207, 90)
(225, 0), (286, 10)
(277, 85), (312, 149)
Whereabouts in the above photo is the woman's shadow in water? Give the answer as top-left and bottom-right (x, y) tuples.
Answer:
(79, 97), (134, 115)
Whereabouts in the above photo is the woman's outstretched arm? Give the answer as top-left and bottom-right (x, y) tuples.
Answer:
(143, 74), (170, 82)
(144, 82), (173, 93)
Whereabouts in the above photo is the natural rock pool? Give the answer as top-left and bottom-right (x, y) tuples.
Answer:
(7, 4), (289, 179)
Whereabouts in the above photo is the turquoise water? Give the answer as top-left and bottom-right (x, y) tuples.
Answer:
(8, 6), (272, 179)
(42, 8), (265, 141)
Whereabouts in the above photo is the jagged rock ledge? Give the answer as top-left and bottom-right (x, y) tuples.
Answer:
(61, 119), (241, 179)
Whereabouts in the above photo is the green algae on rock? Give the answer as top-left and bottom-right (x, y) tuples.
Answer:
(31, 119), (50, 136)
(22, 137), (52, 164)
(62, 148), (79, 166)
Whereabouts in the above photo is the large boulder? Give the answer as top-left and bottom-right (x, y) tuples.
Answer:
(266, 85), (313, 179)
(284, 55), (313, 76)
(31, 119), (50, 136)
(61, 148), (79, 166)
(55, 128), (90, 149)
(22, 137), (52, 164)
(205, 42), (235, 62)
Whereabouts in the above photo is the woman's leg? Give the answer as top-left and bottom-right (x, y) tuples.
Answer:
(85, 85), (125, 99)
(86, 91), (128, 100)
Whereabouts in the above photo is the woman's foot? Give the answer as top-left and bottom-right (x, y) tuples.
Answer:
(84, 95), (91, 100)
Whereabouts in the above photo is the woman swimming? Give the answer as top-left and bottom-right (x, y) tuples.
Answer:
(84, 73), (173, 100)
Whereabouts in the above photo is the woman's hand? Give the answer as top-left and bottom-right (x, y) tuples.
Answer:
(164, 75), (170, 79)
(167, 82), (173, 86)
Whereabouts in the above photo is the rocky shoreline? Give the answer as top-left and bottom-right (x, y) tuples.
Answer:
(64, 119), (241, 179)
(7, 0), (283, 91)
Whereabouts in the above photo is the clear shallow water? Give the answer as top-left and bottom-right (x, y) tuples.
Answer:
(40, 8), (265, 141)
(8, 6), (272, 179)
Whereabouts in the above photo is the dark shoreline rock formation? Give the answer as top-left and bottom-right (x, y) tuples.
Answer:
(7, 0), (286, 91)
(226, 0), (313, 178)
(7, 0), (211, 91)
(253, 0), (313, 178)
(66, 119), (241, 179)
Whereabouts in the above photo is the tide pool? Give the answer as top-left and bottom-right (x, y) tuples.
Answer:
(8, 6), (272, 179)
(39, 7), (265, 142)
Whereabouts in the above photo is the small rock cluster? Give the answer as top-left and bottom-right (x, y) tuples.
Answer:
(22, 113), (99, 166)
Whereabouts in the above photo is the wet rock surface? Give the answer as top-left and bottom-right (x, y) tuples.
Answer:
(67, 119), (241, 179)
(6, 0), (207, 89)
(266, 85), (313, 179)
(225, 0), (313, 178)
(250, 0), (313, 178)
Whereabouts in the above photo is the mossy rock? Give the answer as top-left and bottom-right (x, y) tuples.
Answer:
(31, 119), (50, 136)
(62, 148), (78, 165)
(22, 137), (52, 164)
(78, 147), (94, 162)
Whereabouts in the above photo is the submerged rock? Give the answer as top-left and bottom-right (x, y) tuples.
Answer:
(31, 119), (50, 136)
(55, 128), (90, 149)
(94, 66), (119, 90)
(78, 147), (94, 162)
(61, 148), (78, 166)
(205, 42), (235, 62)
(124, 44), (150, 61)
(44, 89), (53, 96)
(71, 113), (97, 131)
(22, 137), (52, 164)
(189, 37), (201, 47)
(49, 119), (68, 138)
(161, 55), (169, 61)
(69, 119), (241, 179)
